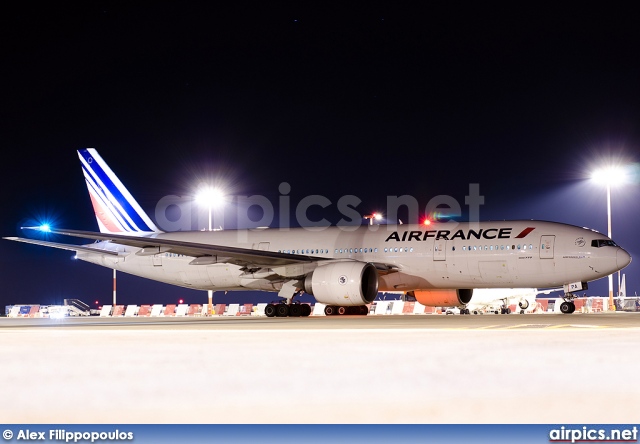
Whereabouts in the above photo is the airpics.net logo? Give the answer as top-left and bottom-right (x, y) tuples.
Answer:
(549, 426), (638, 443)
(153, 182), (486, 232)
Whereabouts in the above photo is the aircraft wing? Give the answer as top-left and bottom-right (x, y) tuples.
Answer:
(11, 228), (401, 273)
(17, 228), (324, 268)
(4, 236), (121, 256)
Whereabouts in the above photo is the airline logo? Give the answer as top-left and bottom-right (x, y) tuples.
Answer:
(78, 149), (159, 234)
(385, 227), (535, 242)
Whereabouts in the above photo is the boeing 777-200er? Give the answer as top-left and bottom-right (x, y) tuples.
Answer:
(4, 149), (632, 316)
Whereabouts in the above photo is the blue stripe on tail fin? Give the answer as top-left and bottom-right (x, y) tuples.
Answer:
(78, 149), (161, 234)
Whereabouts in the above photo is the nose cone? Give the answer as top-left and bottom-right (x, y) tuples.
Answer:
(617, 248), (632, 270)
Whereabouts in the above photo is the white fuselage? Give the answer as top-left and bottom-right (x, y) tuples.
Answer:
(75, 221), (629, 294)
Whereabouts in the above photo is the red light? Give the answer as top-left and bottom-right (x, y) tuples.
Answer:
(95, 300), (99, 304)
(179, 299), (184, 304)
(423, 219), (431, 226)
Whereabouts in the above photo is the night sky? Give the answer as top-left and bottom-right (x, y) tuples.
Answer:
(2, 3), (639, 310)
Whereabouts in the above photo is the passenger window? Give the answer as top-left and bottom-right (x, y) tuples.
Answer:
(374, 248), (378, 252)
(410, 247), (414, 252)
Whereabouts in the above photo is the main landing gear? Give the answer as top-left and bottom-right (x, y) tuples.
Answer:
(560, 293), (577, 314)
(264, 289), (312, 318)
(324, 305), (369, 316)
(264, 301), (312, 317)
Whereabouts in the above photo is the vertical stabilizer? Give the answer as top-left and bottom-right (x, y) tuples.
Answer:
(78, 148), (161, 234)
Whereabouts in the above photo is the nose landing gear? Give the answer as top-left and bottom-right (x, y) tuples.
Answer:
(560, 293), (577, 314)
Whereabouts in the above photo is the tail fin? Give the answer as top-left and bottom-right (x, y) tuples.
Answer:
(78, 148), (161, 234)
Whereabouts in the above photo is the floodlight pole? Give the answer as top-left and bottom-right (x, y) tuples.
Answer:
(207, 203), (213, 316)
(606, 183), (615, 311)
(113, 268), (117, 306)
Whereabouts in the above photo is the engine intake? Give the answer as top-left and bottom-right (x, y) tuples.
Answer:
(304, 262), (378, 306)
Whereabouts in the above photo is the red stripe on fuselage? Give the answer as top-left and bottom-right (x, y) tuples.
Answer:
(515, 227), (535, 238)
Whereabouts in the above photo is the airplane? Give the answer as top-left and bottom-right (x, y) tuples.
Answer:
(4, 149), (632, 316)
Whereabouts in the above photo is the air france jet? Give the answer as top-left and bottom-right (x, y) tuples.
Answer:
(4, 149), (632, 316)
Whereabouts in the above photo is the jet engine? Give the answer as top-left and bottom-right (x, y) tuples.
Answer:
(411, 289), (473, 306)
(304, 262), (378, 306)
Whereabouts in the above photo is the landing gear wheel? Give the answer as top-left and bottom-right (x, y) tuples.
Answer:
(560, 301), (575, 314)
(301, 304), (311, 317)
(276, 304), (290, 317)
(264, 304), (277, 318)
(359, 305), (369, 315)
(337, 306), (347, 315)
(324, 305), (337, 316)
(289, 304), (302, 317)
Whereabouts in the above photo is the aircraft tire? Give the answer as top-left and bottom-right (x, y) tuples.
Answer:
(560, 301), (574, 314)
(324, 305), (336, 316)
(276, 304), (290, 317)
(301, 304), (311, 317)
(264, 304), (277, 318)
(337, 306), (347, 315)
(289, 304), (302, 317)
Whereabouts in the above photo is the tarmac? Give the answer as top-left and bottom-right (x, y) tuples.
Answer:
(2, 312), (639, 423)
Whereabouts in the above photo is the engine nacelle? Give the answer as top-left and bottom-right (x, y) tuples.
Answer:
(304, 262), (378, 306)
(412, 289), (473, 307)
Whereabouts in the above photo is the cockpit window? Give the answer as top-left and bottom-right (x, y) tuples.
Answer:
(591, 239), (618, 248)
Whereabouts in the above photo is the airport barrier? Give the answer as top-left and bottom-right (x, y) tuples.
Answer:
(254, 303), (267, 316)
(8, 296), (637, 318)
(187, 304), (202, 316)
(138, 305), (152, 317)
(164, 304), (176, 316)
(176, 304), (189, 316)
(150, 304), (164, 316)
(312, 303), (326, 316)
(225, 303), (239, 316)
(99, 305), (112, 317)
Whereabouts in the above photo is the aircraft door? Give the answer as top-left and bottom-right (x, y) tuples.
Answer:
(539, 235), (555, 259)
(433, 240), (446, 261)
